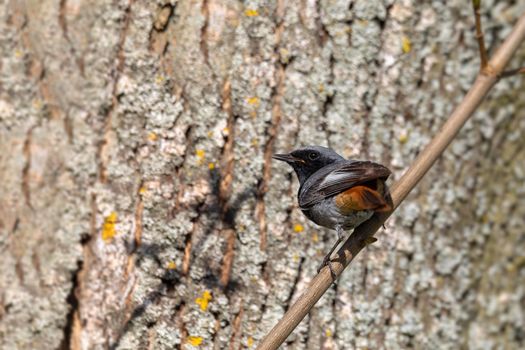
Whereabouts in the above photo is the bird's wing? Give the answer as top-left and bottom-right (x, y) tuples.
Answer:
(299, 160), (391, 209)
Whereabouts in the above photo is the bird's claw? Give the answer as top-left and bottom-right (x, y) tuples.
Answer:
(317, 255), (337, 281)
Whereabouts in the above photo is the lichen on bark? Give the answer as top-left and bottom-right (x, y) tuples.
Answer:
(0, 0), (524, 349)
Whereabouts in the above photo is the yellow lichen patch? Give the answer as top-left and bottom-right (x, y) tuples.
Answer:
(196, 149), (205, 158)
(245, 9), (259, 17)
(222, 127), (230, 136)
(208, 162), (215, 170)
(247, 336), (254, 347)
(312, 232), (319, 243)
(167, 261), (177, 270)
(102, 212), (118, 242)
(207, 130), (214, 137)
(139, 186), (147, 194)
(155, 75), (165, 84)
(325, 329), (332, 337)
(398, 133), (409, 144)
(186, 336), (203, 346)
(279, 48), (290, 63)
(247, 96), (260, 117)
(401, 36), (411, 53)
(251, 138), (258, 147)
(293, 254), (300, 262)
(293, 223), (304, 233)
(196, 149), (205, 164)
(246, 96), (260, 106)
(148, 132), (158, 141)
(195, 290), (212, 311)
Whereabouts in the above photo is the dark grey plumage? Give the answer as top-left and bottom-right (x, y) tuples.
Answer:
(273, 145), (392, 275)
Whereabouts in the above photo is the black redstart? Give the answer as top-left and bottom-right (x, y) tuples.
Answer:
(273, 145), (392, 276)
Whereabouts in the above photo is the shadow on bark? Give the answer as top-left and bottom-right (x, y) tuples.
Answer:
(110, 169), (256, 348)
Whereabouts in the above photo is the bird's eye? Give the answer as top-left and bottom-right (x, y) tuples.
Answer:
(308, 152), (319, 160)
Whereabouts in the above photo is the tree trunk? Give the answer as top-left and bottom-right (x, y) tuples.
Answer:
(1, 1), (524, 349)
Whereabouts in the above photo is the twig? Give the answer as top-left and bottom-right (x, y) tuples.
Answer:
(473, 0), (525, 78)
(473, 0), (489, 71)
(501, 66), (525, 78)
(257, 12), (525, 350)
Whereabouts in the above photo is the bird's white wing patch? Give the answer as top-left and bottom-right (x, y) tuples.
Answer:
(320, 171), (351, 187)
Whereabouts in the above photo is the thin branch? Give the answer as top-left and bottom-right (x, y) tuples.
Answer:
(501, 66), (525, 78)
(256, 12), (525, 350)
(473, 0), (489, 71)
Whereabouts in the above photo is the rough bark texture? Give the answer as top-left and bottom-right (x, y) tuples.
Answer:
(1, 0), (524, 349)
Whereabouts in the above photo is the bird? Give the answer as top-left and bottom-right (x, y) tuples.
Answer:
(273, 145), (392, 276)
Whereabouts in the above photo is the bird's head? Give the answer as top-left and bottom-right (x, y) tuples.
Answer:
(273, 145), (344, 184)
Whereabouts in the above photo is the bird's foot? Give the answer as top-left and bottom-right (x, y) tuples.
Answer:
(317, 254), (337, 281)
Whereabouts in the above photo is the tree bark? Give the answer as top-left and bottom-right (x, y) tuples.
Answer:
(0, 1), (524, 349)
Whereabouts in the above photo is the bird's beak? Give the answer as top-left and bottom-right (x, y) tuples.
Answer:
(272, 153), (301, 163)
